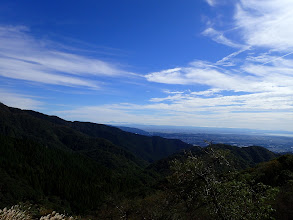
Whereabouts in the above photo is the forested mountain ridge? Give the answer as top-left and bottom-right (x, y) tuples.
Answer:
(0, 135), (115, 213)
(0, 102), (192, 164)
(0, 103), (145, 169)
(147, 144), (279, 176)
(0, 102), (193, 215)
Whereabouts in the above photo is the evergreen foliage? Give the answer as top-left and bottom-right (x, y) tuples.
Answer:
(0, 135), (153, 214)
(0, 102), (192, 165)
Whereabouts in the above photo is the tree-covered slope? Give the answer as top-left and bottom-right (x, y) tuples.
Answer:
(68, 121), (192, 163)
(0, 135), (153, 214)
(240, 154), (293, 220)
(148, 144), (279, 176)
(0, 103), (192, 164)
(209, 143), (279, 169)
(98, 146), (282, 219)
(0, 103), (192, 215)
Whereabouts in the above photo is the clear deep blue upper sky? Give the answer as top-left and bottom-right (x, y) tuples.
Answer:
(0, 0), (293, 131)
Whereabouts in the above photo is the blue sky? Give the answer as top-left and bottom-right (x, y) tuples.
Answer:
(0, 0), (293, 131)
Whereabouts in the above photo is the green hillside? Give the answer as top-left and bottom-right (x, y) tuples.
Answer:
(0, 103), (192, 164)
(241, 155), (293, 220)
(0, 103), (191, 215)
(148, 144), (278, 176)
(0, 135), (153, 214)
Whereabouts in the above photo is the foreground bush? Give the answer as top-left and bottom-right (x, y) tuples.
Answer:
(0, 205), (77, 220)
(0, 205), (30, 220)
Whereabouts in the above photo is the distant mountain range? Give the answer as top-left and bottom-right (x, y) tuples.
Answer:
(117, 124), (293, 153)
(115, 123), (293, 137)
(117, 126), (151, 136)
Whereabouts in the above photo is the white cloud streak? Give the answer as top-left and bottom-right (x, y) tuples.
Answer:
(202, 28), (245, 48)
(235, 0), (293, 51)
(205, 0), (217, 7)
(216, 47), (250, 66)
(0, 57), (98, 88)
(203, 0), (293, 53)
(0, 26), (132, 89)
(145, 59), (291, 94)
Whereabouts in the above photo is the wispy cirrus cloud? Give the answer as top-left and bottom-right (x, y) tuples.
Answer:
(205, 0), (217, 7)
(203, 0), (293, 51)
(145, 59), (287, 93)
(0, 26), (132, 89)
(216, 47), (250, 66)
(145, 53), (293, 120)
(0, 57), (99, 88)
(202, 28), (245, 49)
(235, 0), (293, 51)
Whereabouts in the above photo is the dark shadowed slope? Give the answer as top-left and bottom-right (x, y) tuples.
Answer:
(0, 103), (192, 165)
(148, 143), (279, 176)
(0, 134), (156, 214)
